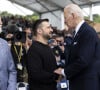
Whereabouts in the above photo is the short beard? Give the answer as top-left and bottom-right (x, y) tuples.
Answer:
(43, 34), (52, 40)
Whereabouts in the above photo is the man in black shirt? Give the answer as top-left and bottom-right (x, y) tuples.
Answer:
(26, 19), (60, 90)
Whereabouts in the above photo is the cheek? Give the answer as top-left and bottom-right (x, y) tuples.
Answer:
(69, 19), (74, 25)
(67, 20), (71, 26)
(65, 20), (69, 26)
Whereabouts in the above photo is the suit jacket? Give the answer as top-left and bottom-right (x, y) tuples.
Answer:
(64, 22), (100, 90)
(0, 38), (17, 90)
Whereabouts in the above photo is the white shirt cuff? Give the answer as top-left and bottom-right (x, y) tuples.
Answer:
(61, 69), (65, 76)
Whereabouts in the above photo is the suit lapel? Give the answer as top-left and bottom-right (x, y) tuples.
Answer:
(73, 22), (87, 40)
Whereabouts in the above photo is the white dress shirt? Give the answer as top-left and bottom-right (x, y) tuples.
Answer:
(74, 20), (85, 36)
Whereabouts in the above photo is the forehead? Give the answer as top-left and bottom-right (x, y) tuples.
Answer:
(41, 21), (50, 27)
(64, 9), (69, 15)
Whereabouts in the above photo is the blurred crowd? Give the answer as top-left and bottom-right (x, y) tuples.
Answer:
(0, 15), (72, 90)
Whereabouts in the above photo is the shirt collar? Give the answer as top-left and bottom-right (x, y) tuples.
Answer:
(74, 20), (85, 35)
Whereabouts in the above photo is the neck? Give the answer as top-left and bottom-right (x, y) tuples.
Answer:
(34, 35), (48, 45)
(76, 18), (83, 26)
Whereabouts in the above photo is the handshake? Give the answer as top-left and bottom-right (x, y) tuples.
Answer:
(54, 68), (65, 82)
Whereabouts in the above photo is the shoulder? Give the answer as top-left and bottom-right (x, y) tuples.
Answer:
(81, 22), (97, 36)
(27, 41), (38, 53)
(0, 38), (9, 48)
(0, 38), (8, 44)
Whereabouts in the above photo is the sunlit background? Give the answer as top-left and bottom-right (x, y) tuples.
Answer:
(0, 0), (33, 16)
(0, 0), (100, 16)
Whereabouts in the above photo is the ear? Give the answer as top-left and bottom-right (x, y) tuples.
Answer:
(72, 13), (77, 19)
(71, 13), (74, 18)
(37, 28), (42, 34)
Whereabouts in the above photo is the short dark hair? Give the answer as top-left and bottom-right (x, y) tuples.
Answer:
(32, 19), (49, 36)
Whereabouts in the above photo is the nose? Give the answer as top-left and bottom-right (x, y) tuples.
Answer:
(50, 27), (53, 32)
(0, 19), (2, 26)
(64, 20), (67, 24)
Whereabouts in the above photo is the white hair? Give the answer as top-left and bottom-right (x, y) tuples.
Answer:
(65, 4), (84, 19)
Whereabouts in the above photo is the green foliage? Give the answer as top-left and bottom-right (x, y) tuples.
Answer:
(84, 16), (89, 20)
(93, 14), (100, 23)
(0, 11), (12, 17)
(25, 13), (39, 21)
(85, 14), (100, 23)
(1, 11), (100, 23)
(0, 11), (39, 21)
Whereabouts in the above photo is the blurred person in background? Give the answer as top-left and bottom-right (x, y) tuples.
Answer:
(0, 17), (6, 39)
(53, 34), (68, 90)
(5, 23), (27, 83)
(23, 27), (32, 51)
(11, 39), (27, 83)
(26, 19), (61, 90)
(51, 34), (65, 68)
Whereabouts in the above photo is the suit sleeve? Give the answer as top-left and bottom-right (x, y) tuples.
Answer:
(64, 31), (97, 79)
(7, 45), (17, 90)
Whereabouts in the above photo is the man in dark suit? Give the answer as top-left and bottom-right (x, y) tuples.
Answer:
(54, 4), (100, 90)
(26, 19), (60, 90)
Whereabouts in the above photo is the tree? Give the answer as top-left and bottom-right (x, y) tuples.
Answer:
(93, 14), (100, 23)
